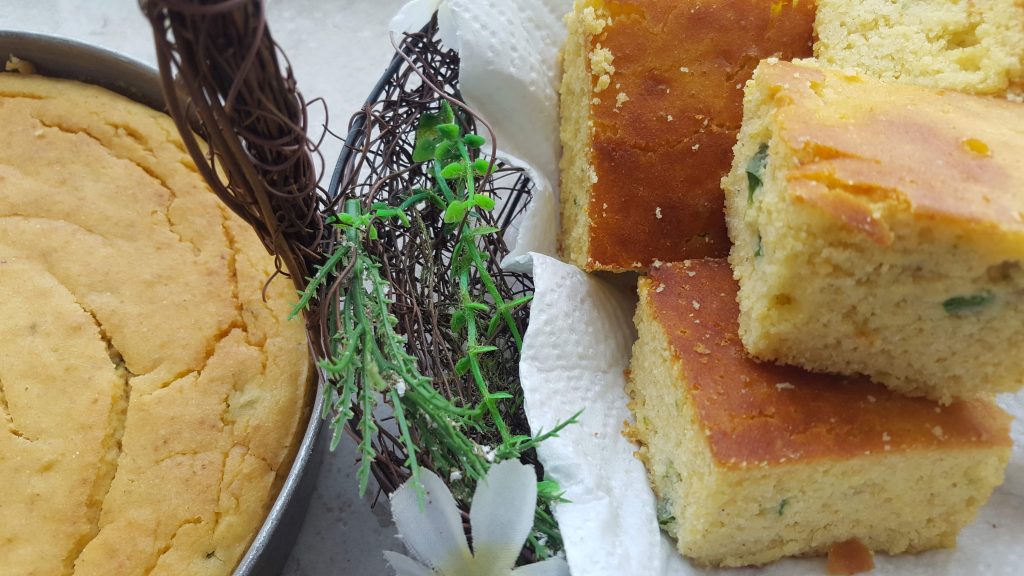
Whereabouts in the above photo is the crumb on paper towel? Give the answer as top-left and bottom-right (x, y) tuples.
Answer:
(827, 539), (875, 575)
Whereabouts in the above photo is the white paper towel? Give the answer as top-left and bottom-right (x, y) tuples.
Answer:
(390, 2), (1024, 574)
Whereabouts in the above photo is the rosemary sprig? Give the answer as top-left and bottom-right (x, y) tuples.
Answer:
(295, 101), (577, 559)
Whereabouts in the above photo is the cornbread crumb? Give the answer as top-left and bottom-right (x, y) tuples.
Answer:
(4, 55), (35, 74)
(814, 0), (1024, 95)
(826, 539), (875, 575)
(589, 45), (615, 93)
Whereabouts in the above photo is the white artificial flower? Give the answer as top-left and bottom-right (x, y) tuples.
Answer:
(385, 460), (570, 576)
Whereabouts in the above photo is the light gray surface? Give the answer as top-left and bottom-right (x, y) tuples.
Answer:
(1, 1), (406, 574)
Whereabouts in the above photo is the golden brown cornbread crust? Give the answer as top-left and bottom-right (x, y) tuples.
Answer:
(763, 62), (1024, 250)
(644, 260), (1011, 466)
(0, 73), (310, 576)
(559, 0), (816, 272)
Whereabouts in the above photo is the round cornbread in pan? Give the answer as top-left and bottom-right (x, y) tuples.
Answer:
(626, 259), (1011, 567)
(0, 72), (310, 575)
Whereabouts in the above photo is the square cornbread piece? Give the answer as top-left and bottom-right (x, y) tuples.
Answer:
(814, 0), (1024, 96)
(724, 59), (1024, 403)
(559, 0), (815, 272)
(626, 259), (1012, 568)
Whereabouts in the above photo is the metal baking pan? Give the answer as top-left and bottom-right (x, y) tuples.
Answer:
(0, 30), (326, 576)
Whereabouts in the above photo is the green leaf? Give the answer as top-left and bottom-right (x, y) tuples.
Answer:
(434, 140), (455, 161)
(464, 133), (486, 148)
(537, 480), (563, 499)
(486, 314), (503, 338)
(473, 195), (496, 211)
(450, 310), (467, 332)
(438, 123), (460, 140)
(412, 110), (448, 163)
(444, 201), (468, 223)
(441, 100), (456, 124)
(484, 392), (514, 401)
(943, 291), (995, 315)
(469, 345), (499, 356)
(455, 356), (472, 376)
(746, 143), (769, 204)
(440, 162), (467, 180)
(469, 226), (500, 236)
(472, 158), (493, 175)
(464, 302), (490, 313)
(506, 295), (534, 309)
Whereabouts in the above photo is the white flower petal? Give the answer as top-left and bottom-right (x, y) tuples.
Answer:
(511, 558), (571, 576)
(384, 551), (435, 576)
(469, 460), (538, 570)
(390, 469), (472, 570)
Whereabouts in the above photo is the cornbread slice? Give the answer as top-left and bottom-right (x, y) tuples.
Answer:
(724, 59), (1024, 403)
(626, 259), (1011, 568)
(814, 0), (1024, 96)
(0, 73), (311, 575)
(559, 0), (815, 272)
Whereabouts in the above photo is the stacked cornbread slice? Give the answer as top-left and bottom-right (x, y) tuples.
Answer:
(559, 0), (1023, 569)
(724, 59), (1024, 404)
(627, 260), (1011, 567)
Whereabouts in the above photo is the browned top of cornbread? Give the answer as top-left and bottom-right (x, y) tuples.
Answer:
(645, 259), (1011, 467)
(758, 60), (1024, 250)
(584, 0), (815, 270)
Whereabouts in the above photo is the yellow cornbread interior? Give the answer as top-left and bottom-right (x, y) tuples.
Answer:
(814, 0), (1024, 96)
(558, 0), (604, 269)
(723, 61), (1024, 403)
(0, 73), (310, 576)
(627, 278), (1011, 568)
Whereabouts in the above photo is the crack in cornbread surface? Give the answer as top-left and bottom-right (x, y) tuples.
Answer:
(723, 59), (1024, 402)
(0, 73), (310, 576)
(626, 259), (1011, 567)
(558, 0), (815, 272)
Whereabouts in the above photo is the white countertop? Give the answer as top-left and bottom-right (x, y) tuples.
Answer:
(3, 0), (407, 574)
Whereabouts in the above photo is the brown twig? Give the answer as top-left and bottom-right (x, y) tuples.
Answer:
(141, 0), (325, 305)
